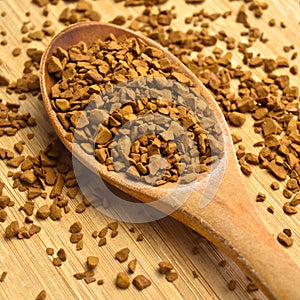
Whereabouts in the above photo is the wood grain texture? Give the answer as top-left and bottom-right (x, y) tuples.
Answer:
(0, 0), (299, 299)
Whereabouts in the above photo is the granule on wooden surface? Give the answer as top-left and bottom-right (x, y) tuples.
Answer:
(128, 259), (137, 273)
(84, 277), (96, 284)
(75, 202), (86, 213)
(0, 210), (8, 222)
(115, 272), (130, 289)
(283, 228), (292, 237)
(46, 248), (54, 256)
(166, 272), (178, 282)
(91, 231), (98, 239)
(136, 234), (144, 242)
(192, 270), (199, 278)
(52, 257), (62, 267)
(219, 260), (227, 268)
(108, 222), (118, 231)
(115, 248), (130, 262)
(256, 193), (266, 202)
(228, 279), (237, 291)
(241, 163), (252, 176)
(98, 238), (107, 247)
(270, 182), (279, 190)
(247, 282), (258, 292)
(36, 205), (50, 219)
(76, 239), (83, 251)
(70, 233), (83, 244)
(5, 220), (19, 238)
(277, 232), (294, 247)
(158, 261), (174, 274)
(133, 275), (151, 290)
(29, 224), (41, 236)
(0, 271), (7, 282)
(267, 206), (274, 214)
(57, 248), (67, 262)
(98, 227), (108, 238)
(35, 290), (46, 300)
(97, 279), (104, 285)
(87, 256), (99, 269)
(111, 230), (118, 238)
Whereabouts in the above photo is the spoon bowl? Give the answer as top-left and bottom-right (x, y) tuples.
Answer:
(40, 22), (300, 300)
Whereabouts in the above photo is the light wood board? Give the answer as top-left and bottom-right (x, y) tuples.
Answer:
(0, 0), (299, 299)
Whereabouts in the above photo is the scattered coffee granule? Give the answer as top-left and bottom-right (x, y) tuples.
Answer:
(0, 74), (10, 86)
(128, 259), (137, 273)
(0, 271), (7, 282)
(91, 230), (98, 238)
(98, 227), (108, 238)
(75, 202), (86, 213)
(98, 237), (107, 247)
(108, 222), (118, 231)
(23, 201), (35, 216)
(283, 228), (292, 237)
(97, 279), (104, 285)
(166, 272), (178, 282)
(0, 196), (10, 209)
(241, 163), (252, 176)
(136, 234), (144, 242)
(76, 240), (83, 251)
(35, 290), (46, 300)
(115, 272), (130, 289)
(111, 230), (118, 238)
(192, 270), (199, 279)
(5, 220), (19, 238)
(57, 248), (67, 262)
(46, 248), (54, 256)
(247, 282), (258, 292)
(219, 260), (227, 268)
(291, 194), (300, 206)
(133, 275), (151, 290)
(69, 221), (82, 233)
(228, 280), (237, 291)
(283, 202), (297, 215)
(52, 257), (62, 267)
(283, 189), (293, 199)
(129, 227), (135, 233)
(277, 232), (294, 247)
(36, 205), (50, 219)
(84, 277), (96, 284)
(290, 65), (298, 75)
(115, 248), (130, 262)
(87, 256), (99, 269)
(271, 182), (279, 190)
(267, 206), (274, 214)
(0, 210), (7, 222)
(12, 48), (22, 57)
(256, 192), (266, 202)
(29, 224), (41, 236)
(49, 204), (62, 220)
(70, 233), (83, 244)
(158, 261), (174, 274)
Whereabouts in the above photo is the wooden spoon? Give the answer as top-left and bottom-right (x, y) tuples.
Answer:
(40, 22), (300, 299)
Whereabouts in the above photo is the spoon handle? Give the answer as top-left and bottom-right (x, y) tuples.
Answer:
(174, 154), (300, 300)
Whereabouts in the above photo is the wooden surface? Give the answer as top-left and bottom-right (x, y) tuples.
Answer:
(0, 0), (299, 299)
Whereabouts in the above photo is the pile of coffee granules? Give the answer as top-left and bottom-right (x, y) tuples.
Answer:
(47, 35), (225, 185)
(0, 0), (299, 299)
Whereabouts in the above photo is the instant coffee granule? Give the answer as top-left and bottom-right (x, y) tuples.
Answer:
(132, 275), (151, 290)
(35, 290), (47, 300)
(115, 272), (130, 289)
(0, 271), (7, 283)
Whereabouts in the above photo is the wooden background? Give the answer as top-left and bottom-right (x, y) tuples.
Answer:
(0, 0), (299, 299)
